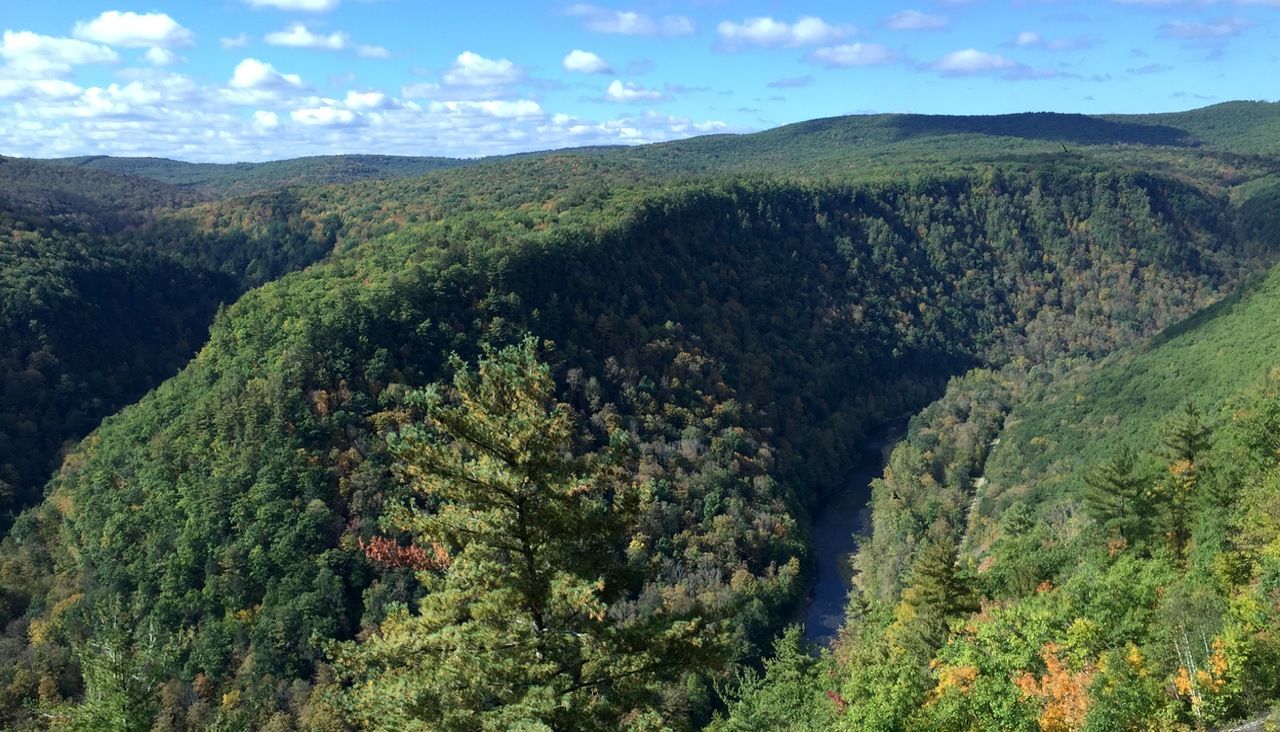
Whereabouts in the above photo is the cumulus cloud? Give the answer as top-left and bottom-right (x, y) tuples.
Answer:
(144, 47), (180, 66)
(265, 24), (346, 50)
(244, 0), (339, 11)
(0, 31), (118, 76)
(885, 10), (948, 31)
(0, 77), (730, 162)
(344, 89), (394, 110)
(931, 49), (1018, 73)
(0, 78), (82, 99)
(565, 4), (694, 36)
(230, 58), (303, 89)
(262, 23), (389, 57)
(716, 16), (850, 49)
(604, 79), (664, 102)
(808, 43), (899, 67)
(442, 51), (524, 87)
(429, 99), (543, 118)
(563, 49), (611, 74)
(72, 11), (194, 48)
(926, 48), (1057, 79)
(253, 110), (279, 128)
(291, 106), (358, 126)
(220, 33), (250, 49)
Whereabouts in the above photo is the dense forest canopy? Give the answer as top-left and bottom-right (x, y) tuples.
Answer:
(1, 102), (1280, 730)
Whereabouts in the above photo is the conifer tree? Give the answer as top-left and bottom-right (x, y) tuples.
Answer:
(1082, 446), (1148, 546)
(330, 338), (725, 731)
(888, 539), (978, 661)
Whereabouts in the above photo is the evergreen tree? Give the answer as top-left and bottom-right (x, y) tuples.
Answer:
(331, 338), (725, 731)
(1082, 446), (1148, 546)
(1160, 402), (1210, 464)
(888, 539), (978, 661)
(60, 601), (172, 732)
(1156, 403), (1212, 559)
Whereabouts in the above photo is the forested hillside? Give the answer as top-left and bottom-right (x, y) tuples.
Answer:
(722, 260), (1280, 731)
(1, 103), (1279, 730)
(45, 155), (469, 197)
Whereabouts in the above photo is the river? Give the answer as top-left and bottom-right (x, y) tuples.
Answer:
(802, 424), (901, 645)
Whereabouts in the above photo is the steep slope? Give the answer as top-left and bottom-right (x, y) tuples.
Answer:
(0, 163), (344, 524)
(718, 252), (1280, 732)
(981, 265), (1280, 516)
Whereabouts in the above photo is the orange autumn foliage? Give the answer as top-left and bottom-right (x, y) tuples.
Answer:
(1015, 643), (1094, 732)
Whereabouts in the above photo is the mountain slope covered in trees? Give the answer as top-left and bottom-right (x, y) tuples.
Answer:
(1, 102), (1279, 730)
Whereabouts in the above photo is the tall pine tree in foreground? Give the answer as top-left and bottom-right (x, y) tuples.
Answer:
(330, 338), (725, 731)
(1083, 445), (1148, 547)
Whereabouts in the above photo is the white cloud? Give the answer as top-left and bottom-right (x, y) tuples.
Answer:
(262, 24), (388, 57)
(253, 110), (279, 128)
(716, 16), (850, 49)
(230, 58), (303, 89)
(563, 49), (611, 74)
(0, 78), (82, 99)
(345, 89), (392, 109)
(0, 81), (732, 161)
(265, 24), (347, 50)
(566, 4), (694, 36)
(428, 99), (544, 118)
(925, 48), (1056, 78)
(885, 10), (947, 31)
(441, 51), (523, 86)
(221, 33), (250, 49)
(0, 30), (118, 76)
(808, 43), (899, 67)
(1012, 31), (1098, 51)
(72, 11), (194, 49)
(931, 48), (1018, 74)
(291, 106), (358, 125)
(244, 0), (339, 11)
(604, 79), (664, 102)
(144, 47), (179, 66)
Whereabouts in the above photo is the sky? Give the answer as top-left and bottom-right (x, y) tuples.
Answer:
(0, 0), (1275, 162)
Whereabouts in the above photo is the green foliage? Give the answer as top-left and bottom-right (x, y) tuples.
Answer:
(45, 154), (468, 197)
(3, 101), (1280, 729)
(332, 339), (726, 730)
(713, 627), (834, 732)
(1082, 446), (1150, 546)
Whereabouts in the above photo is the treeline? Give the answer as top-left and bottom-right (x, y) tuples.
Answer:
(0, 164), (1263, 730)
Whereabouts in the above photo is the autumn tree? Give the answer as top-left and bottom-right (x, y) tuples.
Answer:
(330, 338), (725, 731)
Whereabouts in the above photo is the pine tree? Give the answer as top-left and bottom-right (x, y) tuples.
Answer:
(330, 338), (725, 731)
(1160, 402), (1210, 464)
(888, 539), (978, 661)
(58, 600), (172, 732)
(1082, 446), (1148, 546)
(1156, 403), (1212, 559)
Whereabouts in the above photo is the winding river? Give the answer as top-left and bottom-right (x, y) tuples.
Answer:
(803, 424), (901, 645)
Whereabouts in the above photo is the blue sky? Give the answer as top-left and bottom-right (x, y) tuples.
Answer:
(0, 0), (1274, 162)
